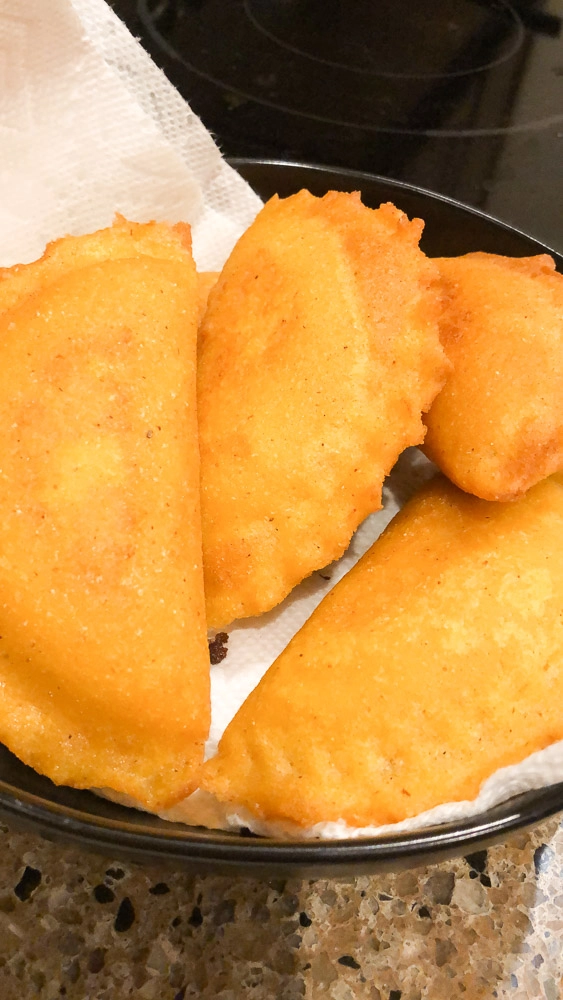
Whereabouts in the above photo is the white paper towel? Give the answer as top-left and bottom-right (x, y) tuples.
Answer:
(2, 0), (563, 841)
(0, 0), (261, 269)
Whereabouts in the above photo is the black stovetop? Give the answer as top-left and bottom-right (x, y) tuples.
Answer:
(110, 0), (563, 251)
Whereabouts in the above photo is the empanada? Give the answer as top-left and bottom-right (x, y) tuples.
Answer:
(197, 191), (449, 627)
(196, 271), (219, 325)
(424, 252), (563, 500)
(0, 217), (209, 810)
(202, 473), (563, 828)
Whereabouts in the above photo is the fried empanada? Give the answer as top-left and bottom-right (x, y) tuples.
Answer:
(197, 191), (449, 627)
(0, 217), (209, 811)
(196, 271), (219, 325)
(424, 252), (563, 500)
(202, 473), (563, 828)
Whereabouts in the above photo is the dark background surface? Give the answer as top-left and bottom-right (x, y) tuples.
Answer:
(109, 0), (563, 252)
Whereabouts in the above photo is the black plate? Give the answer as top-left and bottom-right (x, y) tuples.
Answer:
(2, 160), (563, 877)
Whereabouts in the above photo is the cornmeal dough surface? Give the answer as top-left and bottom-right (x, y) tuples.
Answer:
(198, 191), (449, 627)
(202, 474), (563, 827)
(0, 218), (210, 811)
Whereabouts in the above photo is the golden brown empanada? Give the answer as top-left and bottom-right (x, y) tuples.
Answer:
(202, 473), (563, 828)
(196, 271), (219, 325)
(424, 252), (563, 500)
(0, 217), (209, 811)
(197, 191), (449, 627)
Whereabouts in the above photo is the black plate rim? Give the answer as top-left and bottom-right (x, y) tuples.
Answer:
(2, 777), (563, 869)
(2, 157), (562, 873)
(229, 156), (563, 264)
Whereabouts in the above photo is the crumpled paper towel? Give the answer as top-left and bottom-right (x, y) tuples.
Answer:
(1, 0), (563, 840)
(0, 0), (261, 269)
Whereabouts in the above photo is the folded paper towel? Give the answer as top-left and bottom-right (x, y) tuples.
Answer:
(1, 0), (562, 840)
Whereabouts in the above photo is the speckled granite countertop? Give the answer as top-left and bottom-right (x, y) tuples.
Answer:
(2, 814), (563, 998)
